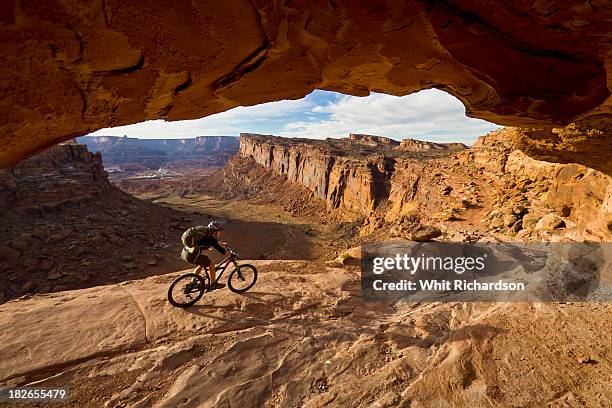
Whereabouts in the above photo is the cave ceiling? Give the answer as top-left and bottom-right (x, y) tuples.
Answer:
(1, 0), (611, 170)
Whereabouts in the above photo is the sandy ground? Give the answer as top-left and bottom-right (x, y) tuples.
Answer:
(0, 260), (610, 407)
(137, 190), (353, 262)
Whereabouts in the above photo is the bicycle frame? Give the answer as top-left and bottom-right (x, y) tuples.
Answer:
(169, 246), (256, 307)
(196, 248), (239, 281)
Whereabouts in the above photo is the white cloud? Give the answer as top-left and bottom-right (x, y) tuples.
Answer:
(282, 90), (498, 144)
(88, 97), (316, 138)
(87, 89), (499, 144)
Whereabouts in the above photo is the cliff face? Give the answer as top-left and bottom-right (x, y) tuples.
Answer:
(240, 134), (397, 215)
(78, 135), (239, 168)
(0, 143), (110, 211)
(467, 129), (612, 242)
(238, 131), (612, 241)
(346, 133), (468, 152)
(0, 144), (189, 302)
(239, 133), (470, 218)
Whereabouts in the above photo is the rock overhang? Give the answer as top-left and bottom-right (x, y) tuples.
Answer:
(1, 0), (612, 171)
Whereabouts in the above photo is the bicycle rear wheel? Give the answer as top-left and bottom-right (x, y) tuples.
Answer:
(227, 264), (258, 293)
(167, 273), (209, 308)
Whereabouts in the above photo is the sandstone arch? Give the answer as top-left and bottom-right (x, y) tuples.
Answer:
(1, 0), (612, 170)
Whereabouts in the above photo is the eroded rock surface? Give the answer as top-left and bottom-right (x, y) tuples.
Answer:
(2, 1), (612, 168)
(234, 130), (612, 242)
(469, 128), (612, 242)
(508, 118), (612, 176)
(0, 261), (609, 407)
(0, 143), (194, 302)
(239, 133), (453, 217)
(0, 142), (110, 209)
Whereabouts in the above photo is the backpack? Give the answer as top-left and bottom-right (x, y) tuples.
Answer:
(181, 226), (212, 249)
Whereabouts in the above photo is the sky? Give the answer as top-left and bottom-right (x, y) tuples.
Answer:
(88, 89), (499, 145)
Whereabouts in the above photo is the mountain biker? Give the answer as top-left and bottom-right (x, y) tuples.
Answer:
(181, 221), (227, 289)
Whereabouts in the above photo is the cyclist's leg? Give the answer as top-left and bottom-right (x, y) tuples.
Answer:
(190, 265), (203, 285)
(194, 254), (214, 286)
(209, 262), (216, 285)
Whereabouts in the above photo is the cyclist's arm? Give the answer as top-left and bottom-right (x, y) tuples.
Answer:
(210, 238), (227, 255)
(194, 236), (226, 254)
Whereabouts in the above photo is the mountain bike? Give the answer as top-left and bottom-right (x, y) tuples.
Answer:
(167, 247), (258, 308)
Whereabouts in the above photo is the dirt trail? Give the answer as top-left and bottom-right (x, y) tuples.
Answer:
(1, 261), (609, 407)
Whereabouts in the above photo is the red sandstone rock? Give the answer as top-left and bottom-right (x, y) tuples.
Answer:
(0, 144), (189, 302)
(240, 133), (400, 216)
(396, 139), (467, 152)
(0, 144), (110, 211)
(1, 1), (612, 169)
(0, 245), (20, 260)
(236, 129), (612, 242)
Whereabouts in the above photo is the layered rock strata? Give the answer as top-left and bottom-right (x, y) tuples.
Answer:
(468, 129), (612, 242)
(78, 135), (239, 169)
(2, 1), (612, 169)
(238, 131), (612, 241)
(0, 143), (110, 210)
(240, 133), (404, 215)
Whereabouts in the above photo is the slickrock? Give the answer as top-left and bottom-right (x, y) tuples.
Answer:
(0, 284), (146, 383)
(0, 261), (609, 407)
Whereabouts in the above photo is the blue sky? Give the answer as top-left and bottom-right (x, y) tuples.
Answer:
(88, 89), (499, 145)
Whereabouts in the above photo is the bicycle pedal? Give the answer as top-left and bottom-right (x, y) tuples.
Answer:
(209, 282), (226, 291)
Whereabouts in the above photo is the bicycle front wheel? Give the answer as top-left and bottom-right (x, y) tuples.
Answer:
(167, 273), (209, 308)
(227, 264), (258, 293)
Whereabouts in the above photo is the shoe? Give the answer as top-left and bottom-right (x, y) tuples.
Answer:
(209, 282), (226, 291)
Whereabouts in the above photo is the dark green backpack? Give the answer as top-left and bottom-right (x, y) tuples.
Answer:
(181, 226), (212, 248)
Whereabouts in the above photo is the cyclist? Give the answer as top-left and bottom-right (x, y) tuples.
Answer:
(181, 221), (227, 289)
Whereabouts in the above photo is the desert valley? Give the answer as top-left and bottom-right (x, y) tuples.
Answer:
(1, 126), (611, 407)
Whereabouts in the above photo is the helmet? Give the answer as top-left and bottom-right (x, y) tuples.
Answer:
(207, 221), (223, 231)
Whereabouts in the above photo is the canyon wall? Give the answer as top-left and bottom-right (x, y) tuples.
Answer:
(239, 133), (474, 219)
(238, 131), (612, 241)
(78, 135), (239, 169)
(467, 129), (612, 242)
(0, 143), (110, 211)
(240, 133), (398, 216)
